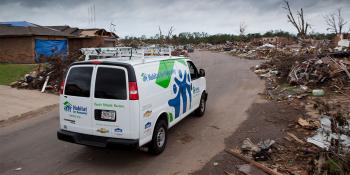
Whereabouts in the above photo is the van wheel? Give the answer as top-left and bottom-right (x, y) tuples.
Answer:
(148, 120), (167, 155)
(195, 93), (207, 117)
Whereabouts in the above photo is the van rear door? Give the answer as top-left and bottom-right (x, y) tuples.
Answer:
(91, 65), (131, 138)
(60, 65), (94, 135)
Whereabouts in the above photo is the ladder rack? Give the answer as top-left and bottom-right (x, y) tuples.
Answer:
(80, 46), (174, 61)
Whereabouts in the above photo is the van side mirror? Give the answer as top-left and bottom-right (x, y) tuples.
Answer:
(199, 69), (206, 77)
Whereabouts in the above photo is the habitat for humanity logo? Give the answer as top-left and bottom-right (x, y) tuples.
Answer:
(64, 101), (87, 115)
(141, 70), (175, 82)
(168, 70), (192, 119)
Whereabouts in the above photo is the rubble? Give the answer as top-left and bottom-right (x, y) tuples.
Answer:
(288, 56), (350, 87)
(226, 149), (283, 175)
(297, 117), (320, 130)
(10, 52), (83, 93)
(307, 115), (350, 150)
(241, 138), (276, 161)
(248, 41), (350, 173)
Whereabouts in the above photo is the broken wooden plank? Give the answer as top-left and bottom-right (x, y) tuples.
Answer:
(286, 132), (305, 144)
(224, 170), (236, 175)
(330, 57), (350, 80)
(225, 149), (283, 175)
(339, 61), (350, 80)
(41, 76), (50, 93)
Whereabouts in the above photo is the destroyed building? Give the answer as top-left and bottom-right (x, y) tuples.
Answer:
(0, 21), (72, 63)
(334, 33), (350, 51)
(0, 21), (119, 64)
(48, 26), (119, 53)
(259, 36), (295, 46)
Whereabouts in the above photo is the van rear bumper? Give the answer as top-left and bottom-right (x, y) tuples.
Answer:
(57, 129), (139, 148)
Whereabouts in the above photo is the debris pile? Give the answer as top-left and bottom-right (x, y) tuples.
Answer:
(227, 136), (319, 174)
(247, 42), (350, 173)
(253, 53), (350, 101)
(226, 111), (349, 174)
(288, 56), (350, 87)
(10, 53), (82, 93)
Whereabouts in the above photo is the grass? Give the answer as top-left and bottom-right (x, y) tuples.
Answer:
(0, 64), (36, 85)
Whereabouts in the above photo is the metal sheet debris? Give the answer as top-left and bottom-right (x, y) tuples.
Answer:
(307, 115), (350, 150)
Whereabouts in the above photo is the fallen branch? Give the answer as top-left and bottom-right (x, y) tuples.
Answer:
(225, 149), (283, 175)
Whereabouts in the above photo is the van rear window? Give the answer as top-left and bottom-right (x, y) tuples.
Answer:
(65, 67), (93, 97)
(95, 67), (127, 100)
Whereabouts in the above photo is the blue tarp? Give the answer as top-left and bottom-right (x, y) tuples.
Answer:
(0, 21), (35, 27)
(34, 39), (68, 63)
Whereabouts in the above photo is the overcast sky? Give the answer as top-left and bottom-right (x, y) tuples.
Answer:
(0, 0), (349, 37)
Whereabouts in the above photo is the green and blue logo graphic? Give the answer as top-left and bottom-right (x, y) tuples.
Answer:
(142, 59), (192, 122)
(63, 101), (88, 115)
(64, 101), (72, 112)
(168, 70), (192, 119)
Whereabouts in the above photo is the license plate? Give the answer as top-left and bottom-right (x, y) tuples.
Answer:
(101, 110), (116, 120)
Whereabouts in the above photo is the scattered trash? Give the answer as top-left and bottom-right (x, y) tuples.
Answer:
(241, 138), (260, 152)
(11, 52), (83, 93)
(247, 40), (350, 174)
(213, 162), (219, 166)
(307, 115), (350, 150)
(288, 56), (350, 87)
(312, 89), (325, 96)
(236, 164), (267, 175)
(14, 167), (22, 171)
(241, 138), (275, 161)
(300, 85), (308, 91)
(257, 139), (275, 150)
(297, 118), (320, 130)
(225, 149), (282, 175)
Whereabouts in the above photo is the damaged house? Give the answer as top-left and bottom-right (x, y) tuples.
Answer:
(334, 33), (350, 51)
(0, 21), (119, 64)
(260, 36), (295, 46)
(47, 26), (119, 53)
(0, 21), (72, 63)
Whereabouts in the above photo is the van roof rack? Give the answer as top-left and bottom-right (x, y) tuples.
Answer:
(80, 46), (175, 61)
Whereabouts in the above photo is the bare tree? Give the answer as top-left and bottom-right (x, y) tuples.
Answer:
(283, 0), (310, 38)
(109, 21), (116, 33)
(239, 22), (247, 35)
(157, 26), (175, 45)
(324, 8), (347, 35)
(158, 26), (163, 39)
(166, 26), (174, 44)
(167, 26), (174, 39)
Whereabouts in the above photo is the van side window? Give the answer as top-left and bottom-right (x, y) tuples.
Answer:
(187, 61), (199, 80)
(65, 67), (93, 97)
(95, 67), (127, 100)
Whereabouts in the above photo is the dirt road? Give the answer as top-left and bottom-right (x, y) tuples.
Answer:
(0, 51), (264, 175)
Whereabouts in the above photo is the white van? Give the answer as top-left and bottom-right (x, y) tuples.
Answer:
(57, 50), (207, 154)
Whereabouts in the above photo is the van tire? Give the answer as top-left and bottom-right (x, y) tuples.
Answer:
(195, 93), (207, 117)
(148, 119), (167, 155)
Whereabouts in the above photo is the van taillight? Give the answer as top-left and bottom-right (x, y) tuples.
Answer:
(128, 82), (139, 100)
(59, 81), (64, 95)
(91, 60), (101, 64)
